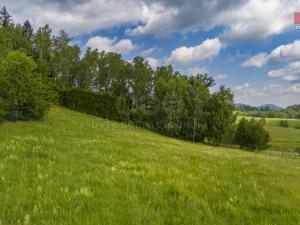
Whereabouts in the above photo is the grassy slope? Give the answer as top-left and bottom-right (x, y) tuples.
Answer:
(0, 107), (300, 225)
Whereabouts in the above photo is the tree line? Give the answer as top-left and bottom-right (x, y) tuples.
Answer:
(0, 6), (270, 150)
(237, 104), (300, 119)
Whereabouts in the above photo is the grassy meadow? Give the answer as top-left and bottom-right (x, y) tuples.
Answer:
(239, 116), (300, 152)
(1, 107), (300, 224)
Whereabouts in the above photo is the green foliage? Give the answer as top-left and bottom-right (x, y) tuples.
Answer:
(22, 20), (33, 38)
(0, 51), (54, 120)
(296, 148), (300, 156)
(205, 86), (236, 145)
(279, 120), (289, 128)
(235, 118), (270, 150)
(238, 104), (300, 119)
(59, 88), (128, 122)
(0, 7), (237, 145)
(0, 6), (12, 27)
(258, 118), (266, 126)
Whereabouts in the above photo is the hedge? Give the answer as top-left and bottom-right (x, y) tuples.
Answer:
(59, 88), (129, 122)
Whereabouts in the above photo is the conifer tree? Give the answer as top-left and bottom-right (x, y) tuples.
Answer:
(0, 6), (12, 27)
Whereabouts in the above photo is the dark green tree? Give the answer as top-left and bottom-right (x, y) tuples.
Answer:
(235, 118), (270, 150)
(0, 6), (12, 27)
(52, 30), (80, 88)
(77, 47), (99, 89)
(23, 20), (33, 38)
(0, 51), (54, 120)
(205, 86), (236, 145)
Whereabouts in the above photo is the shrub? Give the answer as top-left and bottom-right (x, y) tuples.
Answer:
(0, 51), (54, 120)
(279, 120), (289, 128)
(296, 148), (300, 156)
(235, 118), (270, 150)
(259, 118), (266, 126)
(59, 88), (129, 122)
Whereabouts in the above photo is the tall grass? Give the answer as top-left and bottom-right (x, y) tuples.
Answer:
(0, 107), (300, 224)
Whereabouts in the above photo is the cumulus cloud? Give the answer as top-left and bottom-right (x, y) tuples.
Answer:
(215, 74), (228, 80)
(140, 47), (162, 57)
(267, 61), (300, 81)
(189, 66), (208, 75)
(217, 0), (296, 42)
(4, 0), (299, 41)
(86, 36), (135, 54)
(242, 40), (300, 67)
(4, 0), (148, 35)
(233, 83), (300, 106)
(241, 40), (300, 82)
(146, 57), (161, 69)
(241, 53), (270, 68)
(166, 38), (223, 65)
(128, 0), (299, 41)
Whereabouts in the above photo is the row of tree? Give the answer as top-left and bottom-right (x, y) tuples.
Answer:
(238, 104), (300, 119)
(0, 6), (270, 150)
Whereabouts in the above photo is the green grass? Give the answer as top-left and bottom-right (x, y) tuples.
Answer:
(264, 118), (300, 129)
(1, 107), (300, 225)
(265, 125), (300, 152)
(239, 116), (300, 152)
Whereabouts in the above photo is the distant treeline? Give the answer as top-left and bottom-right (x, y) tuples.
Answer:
(0, 6), (270, 150)
(238, 105), (300, 119)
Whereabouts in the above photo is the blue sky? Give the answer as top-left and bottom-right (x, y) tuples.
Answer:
(4, 0), (300, 106)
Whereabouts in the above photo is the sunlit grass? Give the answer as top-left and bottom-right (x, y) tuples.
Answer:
(0, 107), (300, 224)
(239, 116), (300, 152)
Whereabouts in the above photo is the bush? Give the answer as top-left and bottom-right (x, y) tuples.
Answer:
(259, 118), (266, 126)
(0, 51), (54, 120)
(296, 148), (300, 156)
(279, 120), (289, 128)
(235, 118), (270, 150)
(59, 88), (128, 122)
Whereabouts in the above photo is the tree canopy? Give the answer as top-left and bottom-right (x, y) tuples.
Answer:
(1, 6), (262, 147)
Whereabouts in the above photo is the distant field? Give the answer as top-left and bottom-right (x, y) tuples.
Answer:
(0, 107), (300, 225)
(265, 126), (300, 152)
(240, 116), (300, 152)
(265, 118), (300, 128)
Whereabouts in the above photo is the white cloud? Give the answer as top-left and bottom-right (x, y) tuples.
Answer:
(217, 0), (297, 42)
(4, 0), (149, 35)
(233, 83), (250, 91)
(128, 0), (299, 41)
(127, 3), (179, 37)
(146, 57), (161, 69)
(140, 47), (162, 57)
(267, 61), (300, 81)
(166, 38), (223, 65)
(282, 75), (299, 81)
(86, 36), (135, 54)
(233, 83), (300, 106)
(242, 40), (300, 68)
(4, 0), (300, 41)
(189, 66), (208, 75)
(215, 74), (228, 80)
(241, 53), (269, 68)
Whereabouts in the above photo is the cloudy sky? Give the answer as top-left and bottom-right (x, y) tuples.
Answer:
(3, 0), (300, 106)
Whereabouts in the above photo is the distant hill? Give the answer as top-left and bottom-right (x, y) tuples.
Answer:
(235, 103), (257, 111)
(258, 104), (283, 111)
(237, 103), (300, 119)
(235, 103), (283, 111)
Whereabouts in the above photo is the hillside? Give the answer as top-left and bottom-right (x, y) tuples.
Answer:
(0, 107), (300, 225)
